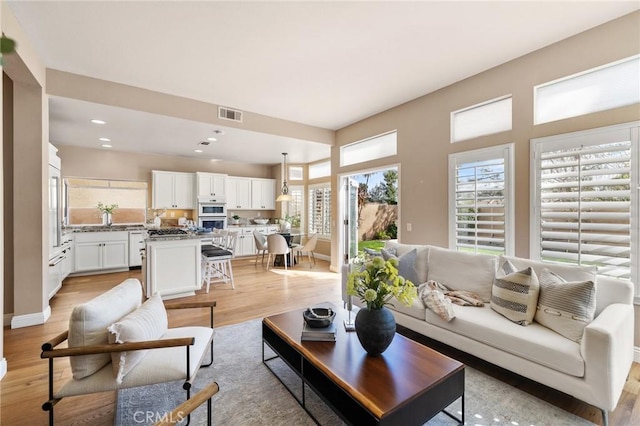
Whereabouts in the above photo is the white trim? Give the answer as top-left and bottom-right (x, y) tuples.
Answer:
(11, 305), (51, 329)
(634, 346), (640, 364)
(3, 313), (13, 327)
(0, 358), (7, 381)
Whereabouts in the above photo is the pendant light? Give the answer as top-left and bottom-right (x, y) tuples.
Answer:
(276, 152), (293, 202)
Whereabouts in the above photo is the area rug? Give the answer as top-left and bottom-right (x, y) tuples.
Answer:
(115, 319), (593, 426)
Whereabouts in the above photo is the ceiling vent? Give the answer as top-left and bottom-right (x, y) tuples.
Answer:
(218, 107), (243, 123)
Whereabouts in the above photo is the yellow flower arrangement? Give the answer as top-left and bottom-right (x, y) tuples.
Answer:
(347, 256), (417, 310)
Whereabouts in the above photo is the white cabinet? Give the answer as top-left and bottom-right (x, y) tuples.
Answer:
(227, 177), (252, 210)
(152, 171), (194, 209)
(146, 238), (201, 299)
(74, 231), (129, 272)
(197, 172), (227, 201)
(128, 231), (147, 267)
(251, 178), (276, 210)
(236, 228), (256, 257)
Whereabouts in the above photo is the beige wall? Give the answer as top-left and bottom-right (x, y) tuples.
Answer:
(3, 74), (13, 318)
(333, 12), (640, 337)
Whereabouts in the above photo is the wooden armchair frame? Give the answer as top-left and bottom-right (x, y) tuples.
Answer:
(41, 300), (216, 425)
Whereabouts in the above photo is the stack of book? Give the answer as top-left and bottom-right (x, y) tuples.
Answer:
(301, 321), (336, 342)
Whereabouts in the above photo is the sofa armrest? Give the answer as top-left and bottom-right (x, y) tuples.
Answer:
(164, 300), (216, 328)
(41, 337), (194, 359)
(580, 303), (634, 410)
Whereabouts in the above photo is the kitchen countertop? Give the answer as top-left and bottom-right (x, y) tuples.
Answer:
(64, 225), (147, 232)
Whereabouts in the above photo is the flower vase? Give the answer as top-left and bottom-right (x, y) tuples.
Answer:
(354, 306), (396, 356)
(102, 212), (112, 226)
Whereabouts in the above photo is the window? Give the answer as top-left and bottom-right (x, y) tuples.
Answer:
(451, 96), (512, 143)
(531, 123), (639, 284)
(308, 184), (331, 238)
(534, 55), (640, 124)
(449, 144), (514, 256)
(287, 185), (304, 230)
(289, 165), (303, 181)
(308, 160), (331, 179)
(341, 131), (397, 167)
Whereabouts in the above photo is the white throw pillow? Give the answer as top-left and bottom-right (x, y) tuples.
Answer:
(491, 261), (540, 326)
(534, 268), (596, 343)
(68, 279), (142, 380)
(108, 293), (168, 384)
(427, 246), (497, 303)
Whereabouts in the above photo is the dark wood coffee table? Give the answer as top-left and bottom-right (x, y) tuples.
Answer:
(262, 306), (464, 425)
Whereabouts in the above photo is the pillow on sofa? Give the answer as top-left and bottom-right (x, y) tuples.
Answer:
(381, 248), (419, 284)
(384, 242), (430, 283)
(68, 279), (143, 380)
(108, 293), (168, 384)
(427, 246), (497, 302)
(535, 268), (596, 342)
(491, 261), (540, 326)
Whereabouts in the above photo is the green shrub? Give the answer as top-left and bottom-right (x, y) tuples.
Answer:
(375, 230), (390, 240)
(386, 223), (397, 239)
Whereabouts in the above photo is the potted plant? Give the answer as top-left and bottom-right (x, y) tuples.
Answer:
(97, 202), (118, 226)
(230, 215), (241, 225)
(347, 256), (417, 356)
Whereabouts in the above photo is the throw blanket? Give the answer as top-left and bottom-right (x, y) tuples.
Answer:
(418, 280), (484, 322)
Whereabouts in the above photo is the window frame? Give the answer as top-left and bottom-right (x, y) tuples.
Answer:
(448, 143), (515, 256)
(340, 131), (397, 167)
(450, 95), (512, 143)
(308, 182), (332, 240)
(308, 160), (331, 180)
(530, 122), (639, 292)
(287, 184), (305, 231)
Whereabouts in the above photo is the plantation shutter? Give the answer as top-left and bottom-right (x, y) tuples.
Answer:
(453, 157), (507, 255)
(534, 131), (633, 279)
(287, 186), (304, 229)
(309, 186), (331, 237)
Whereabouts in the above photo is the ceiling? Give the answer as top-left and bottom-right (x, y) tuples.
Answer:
(7, 1), (639, 165)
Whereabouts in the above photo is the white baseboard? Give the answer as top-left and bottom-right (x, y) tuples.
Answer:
(3, 313), (13, 327)
(11, 305), (51, 329)
(634, 346), (640, 363)
(0, 358), (6, 380)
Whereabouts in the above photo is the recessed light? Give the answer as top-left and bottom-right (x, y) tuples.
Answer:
(91, 119), (106, 125)
(99, 137), (111, 142)
(210, 159), (220, 162)
(207, 137), (218, 142)
(194, 149), (203, 153)
(101, 144), (112, 148)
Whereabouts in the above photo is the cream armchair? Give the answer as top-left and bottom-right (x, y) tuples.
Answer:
(40, 279), (216, 425)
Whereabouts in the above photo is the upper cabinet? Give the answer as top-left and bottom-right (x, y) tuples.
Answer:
(196, 172), (227, 201)
(227, 177), (252, 210)
(251, 178), (276, 210)
(152, 171), (194, 209)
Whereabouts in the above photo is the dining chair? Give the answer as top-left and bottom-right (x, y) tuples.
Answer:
(253, 230), (268, 266)
(294, 233), (318, 267)
(266, 233), (291, 271)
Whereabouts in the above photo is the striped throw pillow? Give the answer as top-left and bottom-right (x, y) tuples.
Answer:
(534, 268), (596, 342)
(491, 261), (540, 326)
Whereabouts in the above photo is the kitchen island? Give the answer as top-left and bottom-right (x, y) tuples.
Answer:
(145, 230), (202, 299)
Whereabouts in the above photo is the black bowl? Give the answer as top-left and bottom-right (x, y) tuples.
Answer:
(303, 307), (336, 328)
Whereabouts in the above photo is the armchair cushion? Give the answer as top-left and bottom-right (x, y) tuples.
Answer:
(68, 279), (142, 379)
(108, 293), (168, 383)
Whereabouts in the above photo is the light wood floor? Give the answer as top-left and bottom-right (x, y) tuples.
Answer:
(1, 256), (639, 425)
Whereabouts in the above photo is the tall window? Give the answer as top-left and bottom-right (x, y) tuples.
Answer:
(449, 144), (514, 255)
(531, 123), (639, 283)
(308, 184), (331, 238)
(287, 185), (304, 230)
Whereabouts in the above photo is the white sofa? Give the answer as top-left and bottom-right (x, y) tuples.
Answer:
(347, 242), (634, 426)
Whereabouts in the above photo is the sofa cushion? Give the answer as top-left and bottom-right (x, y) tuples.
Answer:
(381, 248), (419, 284)
(425, 305), (584, 377)
(427, 246), (497, 302)
(388, 296), (427, 321)
(108, 293), (168, 383)
(68, 279), (143, 380)
(535, 269), (596, 343)
(384, 242), (430, 283)
(491, 261), (540, 326)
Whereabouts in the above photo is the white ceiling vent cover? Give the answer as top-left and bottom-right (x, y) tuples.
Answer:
(218, 107), (243, 123)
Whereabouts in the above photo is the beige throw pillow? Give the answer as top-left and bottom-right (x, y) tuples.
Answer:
(108, 293), (168, 384)
(534, 268), (596, 342)
(491, 261), (540, 326)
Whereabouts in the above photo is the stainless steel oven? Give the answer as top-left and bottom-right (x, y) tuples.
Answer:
(198, 202), (226, 217)
(199, 216), (227, 231)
